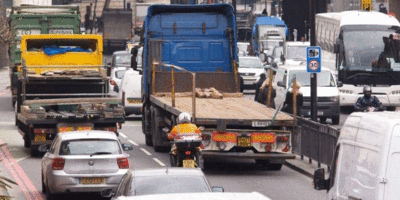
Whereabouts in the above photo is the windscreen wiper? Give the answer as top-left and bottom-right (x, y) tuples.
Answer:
(90, 152), (112, 157)
(345, 73), (377, 80)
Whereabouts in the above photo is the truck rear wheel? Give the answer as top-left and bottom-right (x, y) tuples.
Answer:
(151, 107), (164, 152)
(24, 135), (31, 148)
(332, 116), (340, 125)
(268, 164), (283, 171)
(145, 134), (152, 146)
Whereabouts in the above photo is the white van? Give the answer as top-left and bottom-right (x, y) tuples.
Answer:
(314, 112), (400, 200)
(118, 68), (142, 116)
(273, 65), (341, 124)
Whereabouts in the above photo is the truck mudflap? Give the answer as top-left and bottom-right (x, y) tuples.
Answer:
(202, 151), (296, 160)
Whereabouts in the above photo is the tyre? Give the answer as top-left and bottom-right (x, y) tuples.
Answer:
(319, 117), (327, 123)
(169, 154), (177, 167)
(268, 163), (283, 171)
(46, 185), (56, 200)
(145, 134), (152, 146)
(12, 100), (16, 108)
(239, 76), (244, 93)
(332, 116), (340, 125)
(30, 146), (39, 157)
(24, 134), (31, 148)
(151, 115), (163, 152)
(41, 173), (46, 194)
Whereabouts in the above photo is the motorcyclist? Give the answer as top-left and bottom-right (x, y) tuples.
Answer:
(167, 112), (202, 156)
(354, 85), (386, 112)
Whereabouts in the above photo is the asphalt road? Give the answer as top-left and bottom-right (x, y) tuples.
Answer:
(0, 68), (328, 200)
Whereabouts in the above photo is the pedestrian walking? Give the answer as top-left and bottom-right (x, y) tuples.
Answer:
(256, 78), (276, 108)
(282, 82), (303, 116)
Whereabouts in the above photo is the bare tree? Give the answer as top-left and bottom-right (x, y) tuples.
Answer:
(0, 3), (11, 46)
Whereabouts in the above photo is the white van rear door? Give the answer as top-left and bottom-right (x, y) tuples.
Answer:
(383, 125), (400, 199)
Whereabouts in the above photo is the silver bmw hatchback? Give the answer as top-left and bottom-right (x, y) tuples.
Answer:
(39, 130), (133, 200)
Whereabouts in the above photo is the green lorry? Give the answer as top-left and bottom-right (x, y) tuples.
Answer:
(8, 5), (81, 106)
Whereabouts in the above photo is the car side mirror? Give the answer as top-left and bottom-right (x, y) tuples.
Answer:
(337, 81), (343, 87)
(122, 143), (134, 151)
(38, 144), (50, 153)
(313, 168), (328, 190)
(101, 188), (114, 198)
(114, 84), (120, 93)
(212, 186), (224, 192)
(277, 81), (286, 88)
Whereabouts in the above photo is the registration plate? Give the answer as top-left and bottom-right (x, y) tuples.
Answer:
(77, 126), (92, 131)
(238, 136), (251, 147)
(81, 177), (105, 184)
(244, 81), (254, 85)
(182, 159), (195, 168)
(49, 29), (74, 34)
(127, 98), (141, 104)
(34, 134), (46, 141)
(318, 111), (323, 115)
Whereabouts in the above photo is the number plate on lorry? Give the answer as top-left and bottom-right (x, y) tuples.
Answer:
(182, 160), (195, 168)
(238, 136), (251, 147)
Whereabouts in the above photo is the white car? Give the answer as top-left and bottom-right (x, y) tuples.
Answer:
(273, 65), (341, 124)
(39, 131), (133, 200)
(118, 68), (142, 116)
(109, 67), (127, 93)
(238, 56), (267, 90)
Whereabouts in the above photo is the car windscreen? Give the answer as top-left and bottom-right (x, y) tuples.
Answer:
(59, 139), (121, 155)
(289, 70), (336, 87)
(130, 176), (209, 196)
(239, 57), (263, 68)
(115, 70), (126, 79)
(115, 54), (132, 65)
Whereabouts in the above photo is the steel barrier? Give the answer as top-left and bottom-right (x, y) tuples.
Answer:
(292, 117), (340, 170)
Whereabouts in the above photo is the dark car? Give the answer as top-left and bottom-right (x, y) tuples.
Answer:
(102, 168), (223, 199)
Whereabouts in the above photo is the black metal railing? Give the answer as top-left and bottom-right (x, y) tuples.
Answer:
(292, 117), (340, 170)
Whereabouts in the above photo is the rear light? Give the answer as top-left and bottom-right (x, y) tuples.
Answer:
(117, 157), (129, 169)
(103, 127), (117, 132)
(110, 79), (116, 86)
(52, 158), (65, 170)
(185, 151), (191, 156)
(277, 136), (289, 142)
(265, 144), (271, 152)
(33, 128), (54, 134)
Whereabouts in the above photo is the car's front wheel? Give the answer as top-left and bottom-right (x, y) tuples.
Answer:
(41, 172), (46, 194)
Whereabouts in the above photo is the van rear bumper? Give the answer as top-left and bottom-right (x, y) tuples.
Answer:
(202, 151), (296, 160)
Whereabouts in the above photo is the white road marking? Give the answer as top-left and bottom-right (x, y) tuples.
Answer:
(129, 140), (139, 146)
(14, 156), (30, 163)
(119, 132), (127, 138)
(153, 158), (166, 166)
(140, 148), (152, 156)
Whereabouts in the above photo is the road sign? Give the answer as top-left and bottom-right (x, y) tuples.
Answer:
(361, 0), (372, 11)
(306, 46), (321, 73)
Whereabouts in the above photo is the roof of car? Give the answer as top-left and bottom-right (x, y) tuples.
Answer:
(113, 50), (131, 55)
(279, 65), (332, 72)
(133, 168), (205, 177)
(58, 131), (119, 141)
(286, 41), (310, 46)
(116, 192), (271, 200)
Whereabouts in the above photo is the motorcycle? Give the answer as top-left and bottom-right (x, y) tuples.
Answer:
(164, 128), (203, 168)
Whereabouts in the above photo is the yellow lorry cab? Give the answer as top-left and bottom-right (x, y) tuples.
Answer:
(19, 34), (104, 75)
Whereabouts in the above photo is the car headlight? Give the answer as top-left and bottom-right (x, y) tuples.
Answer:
(339, 89), (354, 94)
(330, 96), (339, 102)
(391, 90), (400, 95)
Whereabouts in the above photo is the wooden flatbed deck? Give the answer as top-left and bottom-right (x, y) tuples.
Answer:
(151, 95), (293, 122)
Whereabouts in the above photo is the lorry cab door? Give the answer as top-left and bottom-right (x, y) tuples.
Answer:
(383, 125), (400, 199)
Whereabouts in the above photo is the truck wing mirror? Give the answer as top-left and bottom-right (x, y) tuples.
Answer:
(313, 168), (328, 190)
(337, 81), (343, 87)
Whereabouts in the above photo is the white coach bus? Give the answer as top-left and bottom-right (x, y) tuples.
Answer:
(316, 11), (400, 110)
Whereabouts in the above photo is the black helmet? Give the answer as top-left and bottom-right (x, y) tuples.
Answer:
(363, 85), (372, 98)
